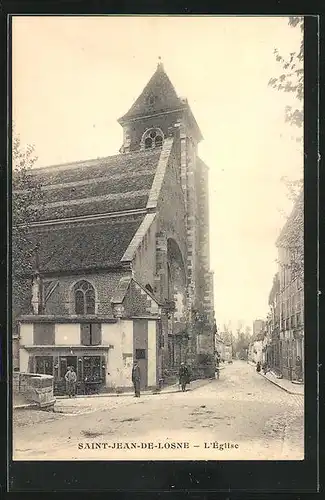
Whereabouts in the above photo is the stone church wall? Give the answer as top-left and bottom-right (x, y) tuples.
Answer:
(126, 111), (183, 152)
(44, 271), (129, 317)
(132, 218), (157, 291)
(156, 147), (187, 266)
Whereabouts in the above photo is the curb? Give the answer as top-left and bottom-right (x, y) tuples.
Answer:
(54, 378), (213, 400)
(258, 372), (304, 396)
(14, 403), (39, 410)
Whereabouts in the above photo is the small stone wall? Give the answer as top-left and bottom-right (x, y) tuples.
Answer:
(13, 372), (56, 409)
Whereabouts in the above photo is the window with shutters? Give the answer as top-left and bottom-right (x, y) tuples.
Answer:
(73, 280), (96, 315)
(80, 323), (101, 346)
(33, 323), (55, 345)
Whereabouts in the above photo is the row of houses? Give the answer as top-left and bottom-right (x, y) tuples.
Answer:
(249, 192), (304, 383)
(214, 330), (232, 363)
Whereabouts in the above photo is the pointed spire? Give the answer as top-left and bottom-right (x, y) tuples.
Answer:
(157, 56), (164, 72)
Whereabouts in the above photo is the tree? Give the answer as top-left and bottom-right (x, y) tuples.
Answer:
(269, 18), (304, 285)
(269, 17), (304, 206)
(221, 323), (233, 345)
(233, 329), (252, 360)
(268, 16), (303, 131)
(12, 130), (43, 326)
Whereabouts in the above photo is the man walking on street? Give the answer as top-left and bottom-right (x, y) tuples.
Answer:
(179, 362), (190, 392)
(132, 361), (141, 397)
(215, 355), (220, 380)
(295, 355), (303, 381)
(65, 366), (77, 398)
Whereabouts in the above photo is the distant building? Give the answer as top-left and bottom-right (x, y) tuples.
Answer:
(271, 192), (304, 381)
(214, 332), (224, 361)
(253, 319), (265, 337)
(215, 331), (233, 362)
(267, 273), (281, 371)
(249, 319), (266, 364)
(223, 343), (232, 362)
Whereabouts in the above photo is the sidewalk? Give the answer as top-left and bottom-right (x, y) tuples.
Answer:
(14, 377), (214, 409)
(248, 360), (304, 396)
(258, 371), (304, 396)
(55, 377), (213, 399)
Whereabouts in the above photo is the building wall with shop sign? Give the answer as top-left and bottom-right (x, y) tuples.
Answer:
(102, 320), (133, 388)
(19, 319), (158, 389)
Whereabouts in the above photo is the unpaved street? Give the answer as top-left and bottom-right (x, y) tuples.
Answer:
(13, 361), (304, 461)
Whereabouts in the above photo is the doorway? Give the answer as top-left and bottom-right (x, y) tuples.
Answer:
(135, 348), (147, 389)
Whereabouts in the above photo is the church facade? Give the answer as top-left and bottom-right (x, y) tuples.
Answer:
(14, 62), (215, 393)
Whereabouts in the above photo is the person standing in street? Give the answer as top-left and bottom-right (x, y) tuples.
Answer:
(295, 355), (303, 381)
(215, 355), (220, 380)
(65, 366), (77, 398)
(132, 361), (141, 397)
(179, 362), (190, 392)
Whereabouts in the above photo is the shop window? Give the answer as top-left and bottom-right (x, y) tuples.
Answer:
(73, 280), (96, 315)
(35, 356), (53, 375)
(135, 349), (146, 360)
(82, 356), (105, 382)
(33, 323), (55, 345)
(80, 323), (101, 346)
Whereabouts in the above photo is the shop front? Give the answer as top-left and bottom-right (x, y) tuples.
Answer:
(25, 346), (109, 395)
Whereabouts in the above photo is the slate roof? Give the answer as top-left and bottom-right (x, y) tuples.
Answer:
(276, 191), (304, 248)
(118, 63), (203, 141)
(17, 214), (145, 274)
(18, 148), (161, 222)
(118, 63), (183, 122)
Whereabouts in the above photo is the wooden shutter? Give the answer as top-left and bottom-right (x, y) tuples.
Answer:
(60, 357), (67, 378)
(27, 355), (35, 373)
(34, 323), (55, 345)
(91, 324), (101, 346)
(101, 355), (106, 383)
(53, 355), (59, 380)
(80, 324), (91, 345)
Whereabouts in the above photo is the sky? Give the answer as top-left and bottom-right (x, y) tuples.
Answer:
(12, 16), (303, 331)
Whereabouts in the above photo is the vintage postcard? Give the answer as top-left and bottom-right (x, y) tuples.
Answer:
(11, 15), (304, 462)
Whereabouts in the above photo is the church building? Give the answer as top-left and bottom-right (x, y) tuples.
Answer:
(14, 62), (215, 394)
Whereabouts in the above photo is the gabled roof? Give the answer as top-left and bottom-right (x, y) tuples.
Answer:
(268, 272), (280, 306)
(118, 62), (183, 123)
(16, 214), (145, 274)
(276, 190), (304, 248)
(21, 148), (161, 222)
(118, 62), (203, 141)
(13, 134), (177, 276)
(111, 276), (160, 305)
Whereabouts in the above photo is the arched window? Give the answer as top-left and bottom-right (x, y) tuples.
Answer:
(73, 280), (96, 315)
(145, 137), (153, 149)
(141, 128), (164, 150)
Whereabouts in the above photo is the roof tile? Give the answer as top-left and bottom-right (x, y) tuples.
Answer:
(17, 214), (145, 274)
